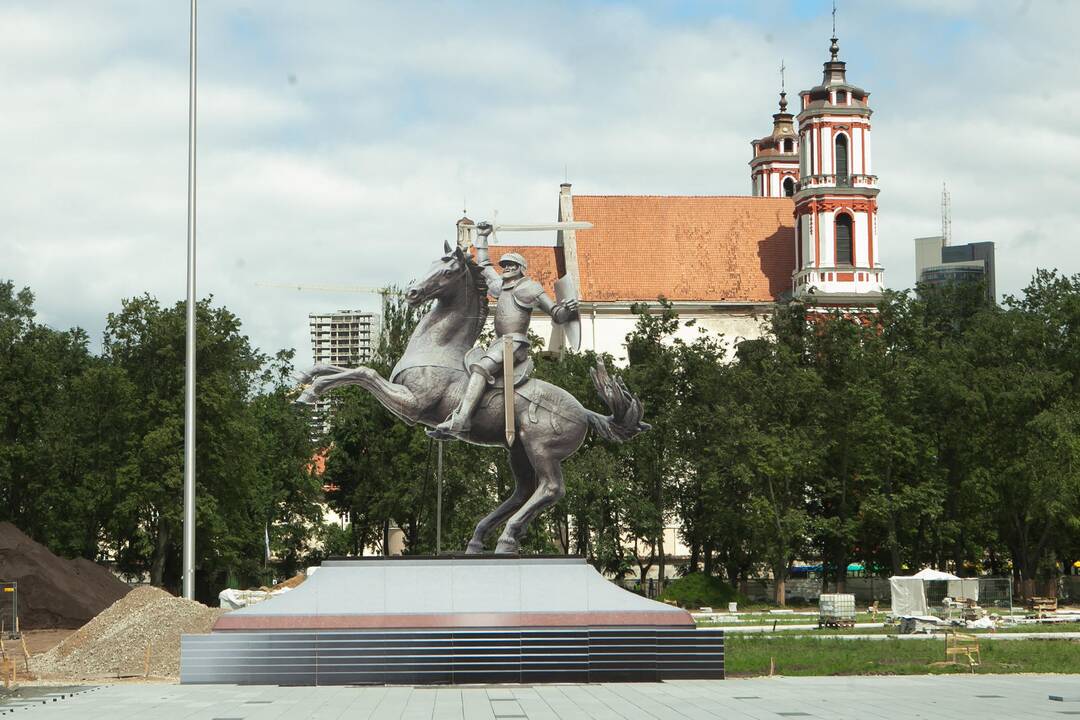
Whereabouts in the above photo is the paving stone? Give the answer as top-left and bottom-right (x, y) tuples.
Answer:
(5, 676), (1080, 719)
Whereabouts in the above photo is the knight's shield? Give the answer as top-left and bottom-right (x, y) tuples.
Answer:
(554, 274), (582, 351)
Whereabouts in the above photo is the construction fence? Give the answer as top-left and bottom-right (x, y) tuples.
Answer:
(611, 574), (1080, 606)
(742, 576), (1027, 610)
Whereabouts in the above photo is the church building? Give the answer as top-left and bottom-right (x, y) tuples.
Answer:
(476, 32), (885, 361)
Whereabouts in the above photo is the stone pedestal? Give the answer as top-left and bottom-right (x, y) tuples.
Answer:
(181, 556), (723, 685)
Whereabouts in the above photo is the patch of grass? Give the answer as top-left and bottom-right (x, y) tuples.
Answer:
(996, 621), (1080, 633)
(734, 621), (1080, 636)
(725, 635), (1080, 677)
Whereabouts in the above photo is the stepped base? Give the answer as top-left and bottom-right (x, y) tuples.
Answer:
(181, 556), (723, 685)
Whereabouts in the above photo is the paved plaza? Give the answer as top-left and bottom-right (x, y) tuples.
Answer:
(3, 675), (1079, 719)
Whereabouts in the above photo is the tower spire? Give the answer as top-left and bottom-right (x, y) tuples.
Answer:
(830, 0), (840, 60)
(779, 58), (788, 112)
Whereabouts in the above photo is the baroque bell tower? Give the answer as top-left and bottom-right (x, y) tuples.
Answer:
(791, 30), (883, 301)
(750, 63), (799, 198)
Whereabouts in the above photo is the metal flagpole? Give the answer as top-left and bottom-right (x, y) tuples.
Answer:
(436, 443), (443, 555)
(182, 0), (198, 601)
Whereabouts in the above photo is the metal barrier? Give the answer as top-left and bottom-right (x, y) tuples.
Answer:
(923, 577), (1014, 619)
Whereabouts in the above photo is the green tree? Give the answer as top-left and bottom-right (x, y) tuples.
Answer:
(732, 303), (821, 605)
(104, 295), (317, 597)
(621, 300), (684, 587)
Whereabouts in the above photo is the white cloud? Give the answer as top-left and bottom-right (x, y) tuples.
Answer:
(1, 1), (1077, 361)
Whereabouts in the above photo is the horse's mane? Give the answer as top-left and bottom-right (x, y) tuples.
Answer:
(461, 253), (489, 342)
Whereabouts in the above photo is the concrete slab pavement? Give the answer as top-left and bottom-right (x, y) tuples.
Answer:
(3, 675), (1080, 719)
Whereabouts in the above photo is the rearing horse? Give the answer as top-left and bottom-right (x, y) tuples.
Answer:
(297, 243), (649, 554)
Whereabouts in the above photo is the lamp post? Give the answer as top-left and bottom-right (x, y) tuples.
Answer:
(436, 442), (443, 555)
(182, 0), (198, 601)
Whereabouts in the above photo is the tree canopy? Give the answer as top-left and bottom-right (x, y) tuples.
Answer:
(2, 268), (1079, 603)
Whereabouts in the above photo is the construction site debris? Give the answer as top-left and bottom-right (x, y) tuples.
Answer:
(219, 588), (275, 610)
(218, 571), (307, 610)
(33, 586), (223, 678)
(0, 522), (130, 630)
(267, 571), (307, 592)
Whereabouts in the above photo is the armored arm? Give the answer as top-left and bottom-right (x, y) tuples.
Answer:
(537, 292), (579, 324)
(475, 222), (502, 296)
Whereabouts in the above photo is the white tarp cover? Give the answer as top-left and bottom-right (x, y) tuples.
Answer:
(218, 586), (292, 610)
(911, 568), (960, 580)
(890, 570), (979, 615)
(889, 576), (928, 616)
(947, 578), (979, 602)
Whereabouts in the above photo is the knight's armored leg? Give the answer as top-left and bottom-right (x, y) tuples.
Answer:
(428, 370), (489, 438)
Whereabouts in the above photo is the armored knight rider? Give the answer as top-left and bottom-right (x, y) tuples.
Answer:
(429, 221), (579, 439)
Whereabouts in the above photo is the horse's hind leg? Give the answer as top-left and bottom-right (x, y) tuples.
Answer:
(466, 442), (536, 554)
(494, 451), (565, 555)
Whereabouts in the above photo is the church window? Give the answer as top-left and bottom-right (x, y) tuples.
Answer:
(783, 177), (796, 197)
(796, 220), (803, 269)
(837, 89), (848, 104)
(835, 213), (853, 266)
(783, 138), (794, 153)
(835, 133), (849, 183)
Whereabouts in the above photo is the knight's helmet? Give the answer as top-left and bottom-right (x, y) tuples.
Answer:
(499, 252), (528, 271)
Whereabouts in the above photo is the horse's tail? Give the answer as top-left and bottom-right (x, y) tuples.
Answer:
(586, 359), (651, 443)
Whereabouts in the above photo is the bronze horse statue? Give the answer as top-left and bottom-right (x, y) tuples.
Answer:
(296, 244), (649, 553)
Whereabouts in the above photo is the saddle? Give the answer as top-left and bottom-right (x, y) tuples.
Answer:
(463, 347), (534, 388)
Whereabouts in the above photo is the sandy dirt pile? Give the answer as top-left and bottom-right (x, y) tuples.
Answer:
(33, 585), (224, 678)
(0, 522), (130, 629)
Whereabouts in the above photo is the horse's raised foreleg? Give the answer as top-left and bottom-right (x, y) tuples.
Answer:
(298, 367), (421, 425)
(466, 442), (536, 554)
(296, 362), (352, 385)
(494, 451), (566, 554)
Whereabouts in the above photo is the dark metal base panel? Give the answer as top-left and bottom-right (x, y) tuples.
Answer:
(181, 627), (723, 685)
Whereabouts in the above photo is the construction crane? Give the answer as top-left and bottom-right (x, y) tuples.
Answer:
(255, 281), (401, 296)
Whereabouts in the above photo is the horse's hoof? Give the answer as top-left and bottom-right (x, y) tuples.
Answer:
(295, 389), (318, 406)
(465, 540), (484, 554)
(494, 538), (518, 555)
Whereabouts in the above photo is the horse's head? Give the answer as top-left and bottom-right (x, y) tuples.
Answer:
(404, 240), (470, 306)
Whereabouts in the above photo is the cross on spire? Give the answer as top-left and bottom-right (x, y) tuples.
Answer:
(830, 0), (840, 60)
(778, 58), (788, 112)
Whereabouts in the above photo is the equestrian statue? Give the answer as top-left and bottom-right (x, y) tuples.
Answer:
(296, 220), (650, 554)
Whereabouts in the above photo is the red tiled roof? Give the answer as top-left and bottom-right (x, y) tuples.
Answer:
(493, 196), (795, 303)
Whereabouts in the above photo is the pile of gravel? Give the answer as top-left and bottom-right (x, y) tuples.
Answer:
(0, 522), (130, 629)
(34, 586), (224, 678)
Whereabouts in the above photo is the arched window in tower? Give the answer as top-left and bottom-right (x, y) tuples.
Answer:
(796, 220), (804, 269)
(783, 177), (796, 197)
(835, 133), (849, 184)
(783, 138), (794, 153)
(835, 213), (853, 266)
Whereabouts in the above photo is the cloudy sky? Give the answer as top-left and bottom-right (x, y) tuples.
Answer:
(2, 0), (1076, 360)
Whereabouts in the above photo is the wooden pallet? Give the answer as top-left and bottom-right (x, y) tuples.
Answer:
(945, 632), (981, 670)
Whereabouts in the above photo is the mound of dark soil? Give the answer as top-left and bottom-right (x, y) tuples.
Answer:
(0, 522), (130, 629)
